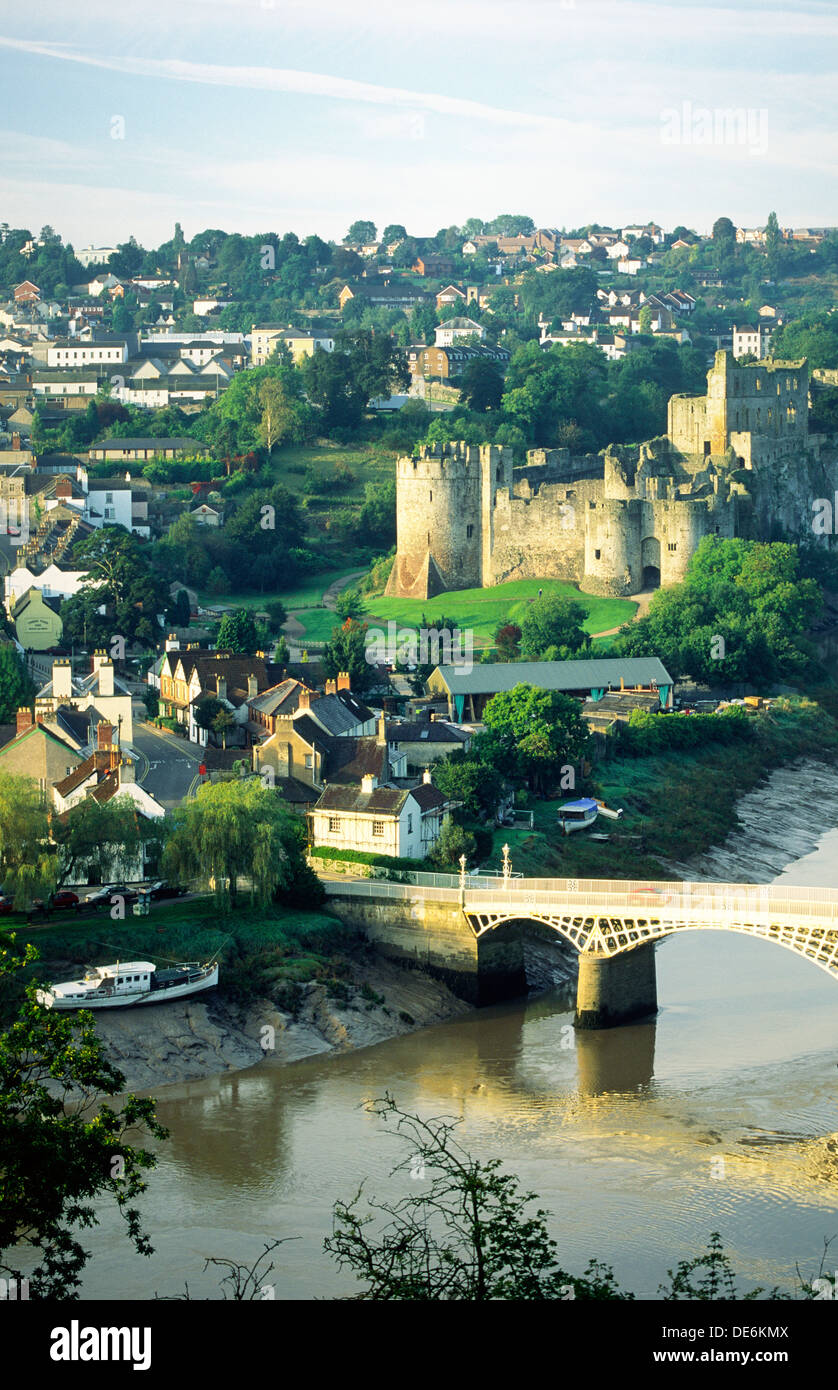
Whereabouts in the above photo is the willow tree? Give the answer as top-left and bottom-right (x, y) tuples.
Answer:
(161, 778), (308, 908)
(0, 773), (56, 908)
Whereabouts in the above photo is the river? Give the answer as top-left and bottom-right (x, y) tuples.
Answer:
(75, 826), (838, 1301)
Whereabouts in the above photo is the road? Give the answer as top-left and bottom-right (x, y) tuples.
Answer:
(128, 715), (206, 809)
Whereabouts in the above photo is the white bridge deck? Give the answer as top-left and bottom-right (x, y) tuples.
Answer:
(322, 873), (838, 978)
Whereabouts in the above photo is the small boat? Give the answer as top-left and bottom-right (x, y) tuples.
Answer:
(557, 797), (599, 835)
(36, 959), (219, 1011)
(595, 799), (624, 820)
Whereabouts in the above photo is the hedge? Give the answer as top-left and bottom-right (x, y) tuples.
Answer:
(615, 706), (754, 758)
(308, 846), (433, 872)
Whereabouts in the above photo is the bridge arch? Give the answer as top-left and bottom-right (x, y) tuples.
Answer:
(463, 909), (838, 982)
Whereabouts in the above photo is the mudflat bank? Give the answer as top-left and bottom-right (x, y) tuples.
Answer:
(93, 955), (472, 1092)
(664, 756), (838, 883)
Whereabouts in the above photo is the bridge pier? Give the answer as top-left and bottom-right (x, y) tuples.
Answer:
(575, 942), (658, 1029)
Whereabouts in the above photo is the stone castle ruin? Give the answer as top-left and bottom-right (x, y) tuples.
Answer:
(386, 351), (835, 599)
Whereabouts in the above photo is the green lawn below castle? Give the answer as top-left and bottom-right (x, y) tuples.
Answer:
(362, 578), (637, 648)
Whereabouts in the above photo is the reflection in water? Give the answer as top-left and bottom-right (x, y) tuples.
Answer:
(575, 1022), (657, 1097)
(73, 826), (838, 1300)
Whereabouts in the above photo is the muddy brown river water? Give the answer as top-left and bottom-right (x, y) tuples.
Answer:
(68, 819), (838, 1301)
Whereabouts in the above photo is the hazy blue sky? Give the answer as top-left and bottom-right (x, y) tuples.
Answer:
(1, 0), (835, 248)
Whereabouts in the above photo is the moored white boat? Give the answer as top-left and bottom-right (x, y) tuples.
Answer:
(595, 799), (624, 820)
(557, 797), (600, 834)
(36, 959), (219, 1010)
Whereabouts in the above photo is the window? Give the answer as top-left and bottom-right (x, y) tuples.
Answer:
(668, 542), (677, 552)
(594, 549), (601, 560)
(466, 524), (473, 539)
(328, 816), (341, 833)
(429, 490), (433, 501)
(372, 821), (384, 836)
(304, 754), (313, 769)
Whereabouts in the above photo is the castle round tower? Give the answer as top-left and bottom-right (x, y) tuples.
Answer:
(582, 498), (642, 595)
(385, 442), (484, 598)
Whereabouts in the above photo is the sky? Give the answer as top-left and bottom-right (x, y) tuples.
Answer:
(0, 0), (836, 250)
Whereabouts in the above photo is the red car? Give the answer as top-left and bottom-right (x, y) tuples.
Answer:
(0, 895), (14, 915)
(52, 891), (80, 910)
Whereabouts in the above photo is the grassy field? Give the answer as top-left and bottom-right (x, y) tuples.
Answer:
(272, 439), (395, 503)
(364, 578), (637, 647)
(196, 567), (361, 614)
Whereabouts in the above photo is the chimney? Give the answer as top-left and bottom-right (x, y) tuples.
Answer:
(297, 688), (310, 711)
(325, 678), (337, 696)
(247, 673), (258, 700)
(97, 720), (114, 749)
(52, 659), (73, 700)
(97, 660), (115, 697)
(108, 747), (119, 772)
(376, 712), (387, 746)
(423, 768), (432, 784)
(165, 633), (181, 652)
(217, 675), (227, 701)
(337, 671), (351, 692)
(16, 707), (33, 736)
(361, 773), (378, 793)
(92, 649), (108, 671)
(119, 756), (135, 784)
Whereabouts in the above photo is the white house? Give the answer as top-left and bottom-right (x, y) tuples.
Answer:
(47, 339), (128, 367)
(5, 562), (90, 613)
(310, 772), (447, 859)
(434, 316), (486, 347)
(733, 324), (773, 358)
(36, 655), (134, 743)
(75, 246), (120, 269)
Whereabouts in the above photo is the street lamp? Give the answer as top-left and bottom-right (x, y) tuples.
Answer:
(502, 842), (511, 886)
(459, 854), (467, 891)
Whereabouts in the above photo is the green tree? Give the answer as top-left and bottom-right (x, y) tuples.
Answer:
(615, 538), (822, 683)
(345, 220), (377, 246)
(333, 587), (367, 620)
(0, 774), (56, 907)
(480, 685), (589, 794)
(257, 375), (311, 452)
(519, 592), (590, 660)
(0, 936), (167, 1298)
(323, 618), (374, 692)
(764, 210), (782, 276)
(431, 750), (504, 819)
(712, 217), (736, 252)
(162, 779), (310, 908)
(459, 359), (504, 412)
(0, 646), (35, 722)
(217, 608), (259, 654)
(429, 817), (477, 870)
(61, 527), (167, 647)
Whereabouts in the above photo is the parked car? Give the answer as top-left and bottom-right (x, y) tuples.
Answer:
(52, 890), (80, 910)
(146, 880), (186, 900)
(82, 883), (125, 908)
(0, 895), (15, 915)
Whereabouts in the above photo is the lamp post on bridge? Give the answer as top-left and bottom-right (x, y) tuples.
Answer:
(502, 842), (511, 888)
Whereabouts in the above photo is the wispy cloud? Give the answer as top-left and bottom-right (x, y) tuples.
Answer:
(0, 36), (562, 130)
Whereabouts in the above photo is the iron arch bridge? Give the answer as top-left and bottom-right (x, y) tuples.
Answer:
(464, 877), (838, 979)
(324, 872), (838, 981)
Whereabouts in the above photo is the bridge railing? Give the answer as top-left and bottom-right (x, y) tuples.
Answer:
(322, 877), (838, 921)
(345, 867), (838, 905)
